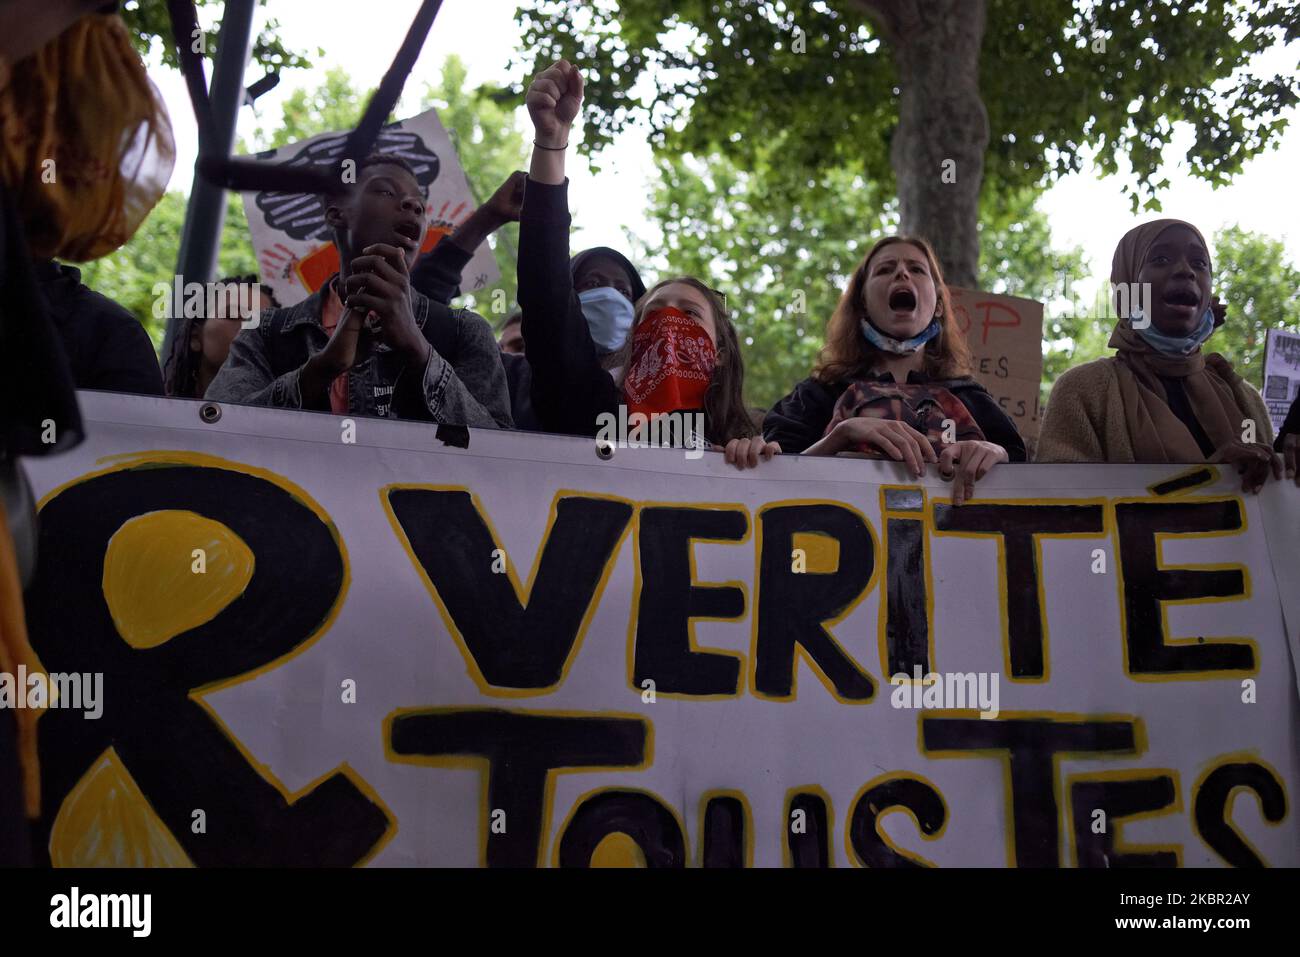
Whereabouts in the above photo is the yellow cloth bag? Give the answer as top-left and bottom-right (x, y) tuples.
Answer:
(0, 13), (174, 261)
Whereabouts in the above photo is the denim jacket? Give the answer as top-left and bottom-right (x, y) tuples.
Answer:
(206, 279), (512, 429)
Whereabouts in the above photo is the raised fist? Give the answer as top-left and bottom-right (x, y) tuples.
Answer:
(525, 59), (584, 147)
(485, 170), (527, 223)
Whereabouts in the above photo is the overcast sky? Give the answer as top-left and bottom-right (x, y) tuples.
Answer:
(149, 0), (1300, 307)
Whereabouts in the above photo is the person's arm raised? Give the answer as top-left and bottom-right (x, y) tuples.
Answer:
(409, 173), (524, 306)
(518, 58), (622, 435)
(526, 59), (583, 184)
(443, 171), (526, 259)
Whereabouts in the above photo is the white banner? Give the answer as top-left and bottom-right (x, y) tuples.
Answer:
(242, 108), (500, 308)
(16, 392), (1300, 867)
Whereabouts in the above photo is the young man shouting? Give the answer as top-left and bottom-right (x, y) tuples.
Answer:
(208, 153), (512, 428)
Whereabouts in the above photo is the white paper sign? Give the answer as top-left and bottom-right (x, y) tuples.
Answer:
(1262, 328), (1300, 434)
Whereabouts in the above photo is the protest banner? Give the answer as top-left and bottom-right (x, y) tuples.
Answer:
(241, 108), (500, 308)
(16, 392), (1299, 867)
(1262, 328), (1300, 434)
(950, 288), (1045, 444)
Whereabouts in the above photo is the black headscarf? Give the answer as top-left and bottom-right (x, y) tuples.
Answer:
(569, 246), (646, 301)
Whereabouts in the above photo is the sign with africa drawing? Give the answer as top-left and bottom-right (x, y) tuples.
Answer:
(16, 392), (1300, 867)
(241, 107), (500, 308)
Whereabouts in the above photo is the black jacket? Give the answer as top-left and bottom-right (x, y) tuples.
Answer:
(409, 237), (474, 305)
(1275, 394), (1299, 452)
(408, 238), (540, 431)
(764, 371), (1028, 461)
(0, 189), (82, 459)
(500, 350), (539, 432)
(35, 260), (163, 396)
(518, 178), (641, 438)
(0, 184), (79, 867)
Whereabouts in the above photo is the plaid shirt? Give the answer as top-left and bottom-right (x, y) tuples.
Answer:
(825, 375), (986, 457)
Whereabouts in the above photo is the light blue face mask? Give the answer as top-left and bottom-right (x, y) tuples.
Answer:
(860, 316), (942, 355)
(1133, 307), (1214, 357)
(579, 286), (636, 354)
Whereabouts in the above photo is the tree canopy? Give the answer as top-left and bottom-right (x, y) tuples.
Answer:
(1207, 225), (1300, 386)
(120, 0), (317, 77)
(90, 5), (1300, 414)
(515, 0), (1299, 285)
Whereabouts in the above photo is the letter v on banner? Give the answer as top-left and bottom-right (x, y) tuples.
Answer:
(384, 488), (634, 690)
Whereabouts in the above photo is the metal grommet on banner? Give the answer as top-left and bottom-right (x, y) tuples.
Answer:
(595, 439), (614, 461)
(199, 402), (223, 424)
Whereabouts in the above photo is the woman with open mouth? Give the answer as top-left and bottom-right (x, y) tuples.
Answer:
(763, 236), (1026, 505)
(1036, 219), (1285, 493)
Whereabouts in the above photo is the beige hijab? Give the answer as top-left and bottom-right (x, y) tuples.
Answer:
(1107, 219), (1246, 463)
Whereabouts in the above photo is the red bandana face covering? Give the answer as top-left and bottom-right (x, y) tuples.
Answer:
(622, 307), (717, 417)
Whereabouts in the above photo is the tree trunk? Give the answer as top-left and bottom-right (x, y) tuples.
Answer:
(861, 0), (990, 288)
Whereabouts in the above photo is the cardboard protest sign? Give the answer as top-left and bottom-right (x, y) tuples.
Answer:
(1262, 328), (1300, 434)
(241, 108), (500, 308)
(949, 288), (1045, 443)
(19, 393), (1300, 867)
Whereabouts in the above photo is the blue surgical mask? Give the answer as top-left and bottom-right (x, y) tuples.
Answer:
(1133, 307), (1214, 356)
(860, 316), (941, 354)
(579, 286), (636, 354)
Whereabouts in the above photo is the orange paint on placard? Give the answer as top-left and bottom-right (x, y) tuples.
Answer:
(295, 227), (455, 294)
(422, 224), (453, 254)
(296, 243), (341, 293)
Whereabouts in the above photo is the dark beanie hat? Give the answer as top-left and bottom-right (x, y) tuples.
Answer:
(569, 246), (647, 301)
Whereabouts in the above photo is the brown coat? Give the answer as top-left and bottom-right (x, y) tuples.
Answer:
(1036, 355), (1273, 463)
